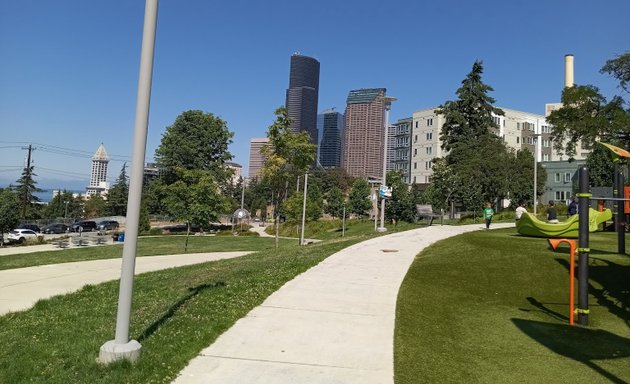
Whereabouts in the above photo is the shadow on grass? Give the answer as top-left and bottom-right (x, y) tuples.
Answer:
(512, 318), (630, 383)
(137, 281), (226, 342)
(553, 258), (630, 327)
(523, 296), (569, 322)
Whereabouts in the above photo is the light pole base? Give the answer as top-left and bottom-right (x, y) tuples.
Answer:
(376, 226), (387, 233)
(98, 339), (142, 364)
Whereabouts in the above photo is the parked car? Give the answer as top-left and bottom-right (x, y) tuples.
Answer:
(97, 220), (119, 230)
(8, 229), (39, 244)
(17, 223), (41, 232)
(42, 223), (69, 234)
(71, 220), (97, 232)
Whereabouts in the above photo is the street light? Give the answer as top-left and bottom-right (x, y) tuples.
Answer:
(533, 132), (542, 215)
(377, 96), (396, 233)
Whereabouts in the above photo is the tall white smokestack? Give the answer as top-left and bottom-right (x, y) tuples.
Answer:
(564, 54), (574, 88)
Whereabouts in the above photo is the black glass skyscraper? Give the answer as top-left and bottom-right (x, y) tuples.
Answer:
(285, 54), (320, 146)
(318, 109), (344, 168)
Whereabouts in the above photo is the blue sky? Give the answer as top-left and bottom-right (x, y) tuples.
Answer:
(1, 0), (628, 192)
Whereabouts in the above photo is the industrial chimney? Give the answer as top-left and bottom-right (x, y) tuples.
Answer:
(564, 54), (574, 88)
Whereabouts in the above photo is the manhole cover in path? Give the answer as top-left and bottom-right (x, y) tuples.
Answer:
(381, 249), (399, 253)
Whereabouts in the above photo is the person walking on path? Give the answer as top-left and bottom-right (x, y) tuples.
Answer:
(483, 202), (494, 229)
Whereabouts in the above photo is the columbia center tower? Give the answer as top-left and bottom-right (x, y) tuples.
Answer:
(285, 54), (320, 148)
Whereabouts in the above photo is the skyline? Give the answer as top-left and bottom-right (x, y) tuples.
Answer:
(1, 0), (628, 192)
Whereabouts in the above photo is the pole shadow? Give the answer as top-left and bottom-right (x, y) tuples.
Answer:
(137, 281), (226, 342)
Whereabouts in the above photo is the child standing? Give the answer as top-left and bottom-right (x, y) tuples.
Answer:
(483, 202), (494, 229)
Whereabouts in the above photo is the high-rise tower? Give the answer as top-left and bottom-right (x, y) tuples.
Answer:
(342, 88), (387, 179)
(86, 143), (110, 197)
(318, 109), (344, 168)
(285, 54), (320, 147)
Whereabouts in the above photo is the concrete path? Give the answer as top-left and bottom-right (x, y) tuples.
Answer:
(0, 251), (251, 315)
(173, 223), (514, 384)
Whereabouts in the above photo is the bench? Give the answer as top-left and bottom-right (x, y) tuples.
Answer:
(55, 240), (69, 249)
(416, 204), (442, 226)
(72, 238), (89, 246)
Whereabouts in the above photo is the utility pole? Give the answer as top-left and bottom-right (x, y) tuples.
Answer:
(20, 144), (36, 219)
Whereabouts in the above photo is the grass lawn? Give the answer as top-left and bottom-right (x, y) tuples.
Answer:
(0, 237), (364, 383)
(395, 229), (630, 383)
(0, 236), (289, 271)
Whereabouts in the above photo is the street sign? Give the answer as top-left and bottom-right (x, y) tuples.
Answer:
(379, 185), (392, 199)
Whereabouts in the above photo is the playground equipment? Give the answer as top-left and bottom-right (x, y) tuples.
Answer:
(547, 238), (577, 325)
(516, 208), (612, 238)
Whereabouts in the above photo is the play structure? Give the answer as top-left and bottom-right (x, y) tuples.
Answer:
(516, 208), (612, 238)
(542, 142), (629, 326)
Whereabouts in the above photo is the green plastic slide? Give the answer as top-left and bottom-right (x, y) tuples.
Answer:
(516, 208), (612, 238)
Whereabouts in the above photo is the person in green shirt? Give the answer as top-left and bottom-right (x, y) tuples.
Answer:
(483, 202), (494, 229)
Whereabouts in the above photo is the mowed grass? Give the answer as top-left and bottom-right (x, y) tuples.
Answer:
(0, 237), (362, 383)
(395, 229), (630, 383)
(0, 236), (287, 271)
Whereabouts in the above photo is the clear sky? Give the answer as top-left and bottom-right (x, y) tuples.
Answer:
(1, 0), (628, 192)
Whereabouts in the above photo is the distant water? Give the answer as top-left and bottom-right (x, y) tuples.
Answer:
(34, 190), (84, 204)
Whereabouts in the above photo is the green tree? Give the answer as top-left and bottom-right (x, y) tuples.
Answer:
(260, 107), (316, 237)
(586, 144), (615, 187)
(106, 164), (129, 216)
(325, 187), (345, 219)
(13, 166), (43, 220)
(348, 178), (372, 218)
(385, 171), (415, 224)
(155, 110), (234, 185)
(311, 167), (354, 194)
(600, 52), (630, 93)
(436, 60), (504, 152)
(84, 195), (106, 218)
(508, 149), (547, 205)
(547, 53), (630, 157)
(0, 189), (20, 246)
(163, 168), (228, 250)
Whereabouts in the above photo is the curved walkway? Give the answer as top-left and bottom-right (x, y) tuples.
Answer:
(174, 223), (515, 383)
(0, 251), (252, 315)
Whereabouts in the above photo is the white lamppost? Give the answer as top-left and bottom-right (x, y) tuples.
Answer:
(99, 0), (158, 364)
(533, 130), (542, 215)
(377, 96), (396, 232)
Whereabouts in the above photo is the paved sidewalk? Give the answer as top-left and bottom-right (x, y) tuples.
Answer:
(0, 252), (251, 315)
(174, 223), (514, 384)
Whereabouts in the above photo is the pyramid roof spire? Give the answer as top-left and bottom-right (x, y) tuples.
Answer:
(92, 143), (109, 161)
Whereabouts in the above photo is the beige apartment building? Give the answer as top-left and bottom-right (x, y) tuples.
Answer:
(408, 107), (586, 184)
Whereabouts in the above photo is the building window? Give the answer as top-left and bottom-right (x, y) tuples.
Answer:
(426, 147), (432, 155)
(543, 154), (550, 161)
(414, 148), (417, 156)
(564, 172), (571, 182)
(415, 121), (418, 128)
(427, 118), (433, 126)
(516, 137), (520, 144)
(426, 132), (433, 141)
(413, 176), (416, 183)
(414, 135), (418, 143)
(555, 173), (561, 182)
(414, 162), (417, 169)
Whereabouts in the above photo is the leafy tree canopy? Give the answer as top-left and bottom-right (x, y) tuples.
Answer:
(106, 164), (129, 216)
(437, 61), (504, 152)
(348, 178), (372, 218)
(0, 189), (20, 242)
(155, 110), (234, 184)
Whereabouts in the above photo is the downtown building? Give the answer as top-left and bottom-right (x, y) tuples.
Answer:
(341, 88), (389, 180)
(248, 138), (269, 180)
(285, 54), (320, 147)
(86, 143), (109, 197)
(317, 108), (344, 168)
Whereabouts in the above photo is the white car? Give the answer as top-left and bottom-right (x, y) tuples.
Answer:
(8, 229), (39, 244)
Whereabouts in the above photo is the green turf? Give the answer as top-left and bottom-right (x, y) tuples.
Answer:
(394, 229), (630, 383)
(0, 236), (289, 271)
(0, 238), (361, 383)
